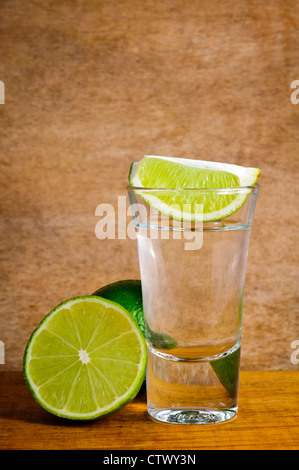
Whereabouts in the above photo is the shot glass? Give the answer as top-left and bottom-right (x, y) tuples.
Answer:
(127, 185), (259, 424)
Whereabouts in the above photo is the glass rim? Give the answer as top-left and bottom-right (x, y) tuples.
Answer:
(126, 183), (260, 192)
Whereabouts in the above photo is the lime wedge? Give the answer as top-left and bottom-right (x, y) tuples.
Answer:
(23, 296), (147, 420)
(129, 155), (260, 222)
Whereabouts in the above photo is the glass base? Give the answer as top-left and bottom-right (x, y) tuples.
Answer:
(148, 407), (237, 425)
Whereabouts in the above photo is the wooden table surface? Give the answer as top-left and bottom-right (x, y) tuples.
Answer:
(0, 371), (298, 450)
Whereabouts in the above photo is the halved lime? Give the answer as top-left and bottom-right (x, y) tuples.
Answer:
(23, 296), (147, 420)
(129, 155), (261, 222)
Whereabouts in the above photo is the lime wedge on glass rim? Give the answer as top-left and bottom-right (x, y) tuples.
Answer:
(23, 296), (146, 420)
(129, 155), (261, 222)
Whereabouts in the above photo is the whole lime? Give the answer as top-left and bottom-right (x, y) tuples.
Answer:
(93, 280), (178, 351)
(93, 280), (145, 337)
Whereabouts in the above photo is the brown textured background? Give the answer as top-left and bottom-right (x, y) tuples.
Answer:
(0, 0), (298, 370)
